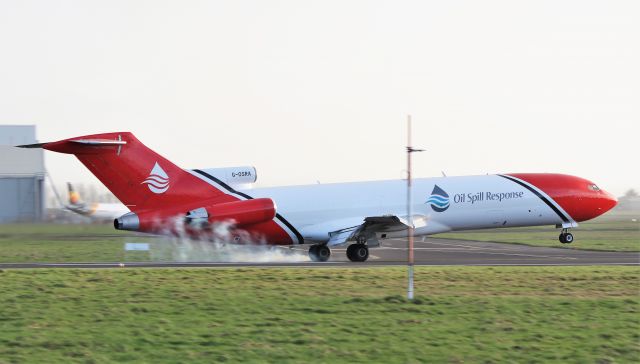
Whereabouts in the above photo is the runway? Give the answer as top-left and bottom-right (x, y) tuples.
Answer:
(0, 237), (637, 269)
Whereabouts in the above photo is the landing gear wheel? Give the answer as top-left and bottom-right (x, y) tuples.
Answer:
(564, 232), (574, 244)
(309, 244), (331, 262)
(346, 243), (369, 262)
(346, 244), (356, 260)
(309, 245), (318, 260)
(559, 232), (574, 244)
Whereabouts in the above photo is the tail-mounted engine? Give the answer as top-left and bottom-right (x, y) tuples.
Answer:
(184, 198), (276, 227)
(114, 198), (276, 232)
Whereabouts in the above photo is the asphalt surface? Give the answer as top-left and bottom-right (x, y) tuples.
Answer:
(0, 237), (637, 269)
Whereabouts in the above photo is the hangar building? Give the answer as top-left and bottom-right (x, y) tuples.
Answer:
(0, 125), (45, 222)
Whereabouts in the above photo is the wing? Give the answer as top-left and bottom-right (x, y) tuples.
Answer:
(326, 214), (429, 247)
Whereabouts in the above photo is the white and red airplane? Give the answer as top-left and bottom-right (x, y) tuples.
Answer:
(19, 132), (617, 262)
(64, 182), (129, 221)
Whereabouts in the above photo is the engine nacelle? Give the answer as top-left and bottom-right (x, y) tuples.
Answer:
(186, 198), (276, 227)
(115, 198), (276, 233)
(114, 212), (140, 231)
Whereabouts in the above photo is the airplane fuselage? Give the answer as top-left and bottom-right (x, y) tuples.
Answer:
(66, 202), (129, 221)
(25, 132), (618, 261)
(245, 175), (562, 241)
(188, 170), (616, 245)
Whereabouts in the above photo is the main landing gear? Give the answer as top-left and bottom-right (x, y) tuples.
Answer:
(346, 235), (370, 262)
(308, 240), (371, 262)
(559, 229), (574, 244)
(309, 244), (331, 262)
(346, 243), (369, 262)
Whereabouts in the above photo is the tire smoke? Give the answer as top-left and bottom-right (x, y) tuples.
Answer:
(142, 216), (309, 262)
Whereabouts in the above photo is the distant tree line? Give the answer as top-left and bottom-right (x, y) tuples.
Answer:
(617, 189), (640, 211)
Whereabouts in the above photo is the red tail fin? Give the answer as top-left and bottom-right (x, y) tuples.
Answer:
(40, 132), (227, 212)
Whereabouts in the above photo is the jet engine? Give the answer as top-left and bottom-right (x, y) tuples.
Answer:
(114, 198), (276, 232)
(184, 198), (276, 227)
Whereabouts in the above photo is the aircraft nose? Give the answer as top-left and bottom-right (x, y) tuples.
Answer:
(578, 186), (618, 221)
(504, 174), (618, 223)
(598, 189), (618, 214)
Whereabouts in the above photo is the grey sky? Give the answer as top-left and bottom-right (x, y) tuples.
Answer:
(1, 0), (638, 196)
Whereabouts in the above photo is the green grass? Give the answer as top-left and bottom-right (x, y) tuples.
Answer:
(0, 266), (638, 363)
(0, 224), (152, 263)
(437, 212), (640, 252)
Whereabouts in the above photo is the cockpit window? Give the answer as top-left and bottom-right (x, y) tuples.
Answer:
(588, 184), (601, 191)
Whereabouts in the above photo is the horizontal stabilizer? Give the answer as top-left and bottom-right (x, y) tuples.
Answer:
(16, 143), (46, 148)
(17, 138), (126, 150)
(69, 139), (127, 146)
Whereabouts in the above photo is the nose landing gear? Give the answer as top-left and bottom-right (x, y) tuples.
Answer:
(559, 229), (574, 244)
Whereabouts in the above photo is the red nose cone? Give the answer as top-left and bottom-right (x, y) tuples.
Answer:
(507, 174), (618, 222)
(599, 190), (618, 215)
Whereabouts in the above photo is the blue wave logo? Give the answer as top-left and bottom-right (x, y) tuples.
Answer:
(426, 185), (450, 212)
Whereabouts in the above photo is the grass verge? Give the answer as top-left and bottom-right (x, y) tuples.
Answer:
(0, 224), (152, 263)
(0, 266), (638, 363)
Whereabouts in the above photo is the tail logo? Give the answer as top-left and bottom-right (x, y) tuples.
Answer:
(142, 162), (170, 194)
(426, 185), (450, 212)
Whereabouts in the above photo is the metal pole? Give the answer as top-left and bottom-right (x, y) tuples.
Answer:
(407, 115), (414, 300)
